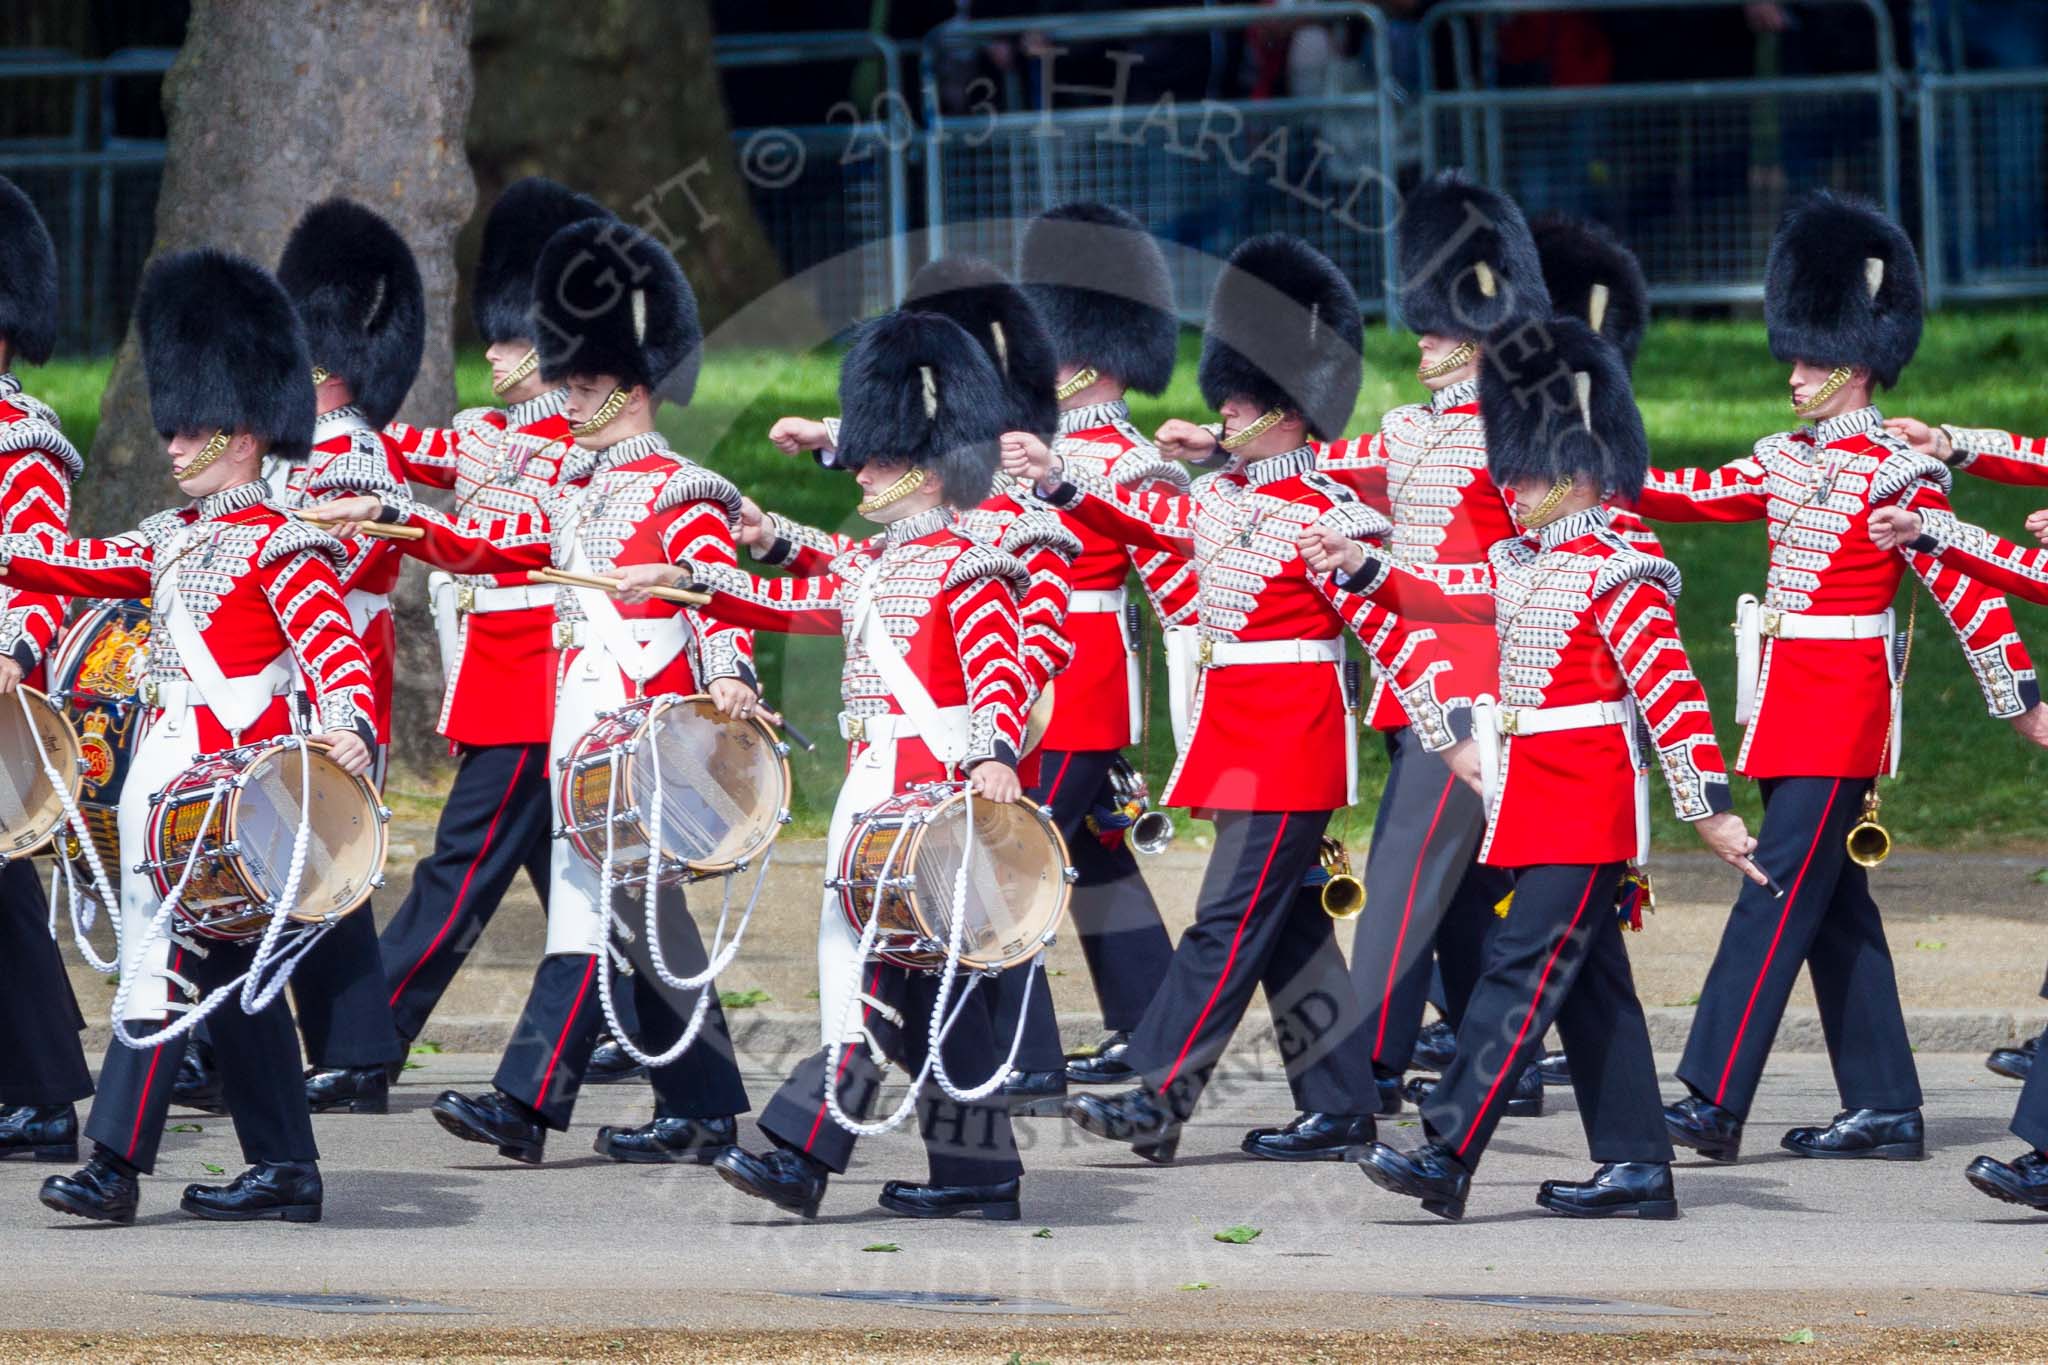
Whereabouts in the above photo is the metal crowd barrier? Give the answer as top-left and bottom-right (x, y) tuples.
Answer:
(1916, 66), (2048, 305)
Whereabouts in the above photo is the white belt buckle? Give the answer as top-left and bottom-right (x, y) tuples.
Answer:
(1761, 609), (1784, 639)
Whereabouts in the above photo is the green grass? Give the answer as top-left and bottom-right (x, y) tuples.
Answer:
(31, 305), (2048, 847)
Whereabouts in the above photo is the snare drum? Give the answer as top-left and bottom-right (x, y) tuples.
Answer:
(0, 686), (84, 860)
(835, 784), (1073, 972)
(556, 693), (791, 885)
(140, 739), (389, 941)
(47, 599), (151, 886)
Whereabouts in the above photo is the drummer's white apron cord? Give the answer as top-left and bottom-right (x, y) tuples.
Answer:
(924, 783), (1038, 1104)
(239, 733), (329, 1014)
(636, 710), (770, 992)
(823, 824), (937, 1138)
(110, 785), (253, 1051)
(17, 688), (122, 972)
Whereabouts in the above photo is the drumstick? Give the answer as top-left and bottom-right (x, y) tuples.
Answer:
(753, 704), (816, 753)
(528, 566), (711, 606)
(294, 514), (424, 541)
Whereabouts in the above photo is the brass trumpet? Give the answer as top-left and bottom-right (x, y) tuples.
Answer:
(1319, 836), (1365, 920)
(1104, 757), (1174, 855)
(1845, 787), (1891, 868)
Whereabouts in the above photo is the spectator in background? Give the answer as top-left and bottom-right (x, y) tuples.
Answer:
(1935, 0), (2047, 273)
(1492, 9), (1615, 218)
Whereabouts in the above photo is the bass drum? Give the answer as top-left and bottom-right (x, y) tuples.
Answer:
(0, 686), (83, 860)
(836, 784), (1073, 973)
(46, 599), (152, 892)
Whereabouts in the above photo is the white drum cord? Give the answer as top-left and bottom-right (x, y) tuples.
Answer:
(923, 783), (1040, 1104)
(822, 823), (936, 1137)
(17, 688), (121, 973)
(237, 732), (326, 1013)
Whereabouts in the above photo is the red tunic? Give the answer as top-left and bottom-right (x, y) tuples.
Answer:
(384, 390), (575, 745)
(0, 374), (79, 688)
(1342, 507), (1731, 866)
(1044, 445), (1453, 813)
(1945, 425), (2048, 485)
(0, 479), (376, 752)
(693, 506), (1030, 785)
(1912, 508), (2048, 606)
(1637, 406), (2037, 779)
(1316, 379), (1513, 736)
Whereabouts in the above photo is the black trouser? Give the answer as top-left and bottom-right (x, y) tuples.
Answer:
(990, 748), (1175, 1072)
(1676, 776), (1921, 1119)
(1421, 861), (1668, 1170)
(85, 939), (318, 1174)
(0, 860), (93, 1107)
(493, 882), (747, 1130)
(758, 959), (1023, 1186)
(1128, 807), (1373, 1120)
(2010, 1019), (2048, 1152)
(1348, 728), (1504, 1077)
(286, 903), (402, 1069)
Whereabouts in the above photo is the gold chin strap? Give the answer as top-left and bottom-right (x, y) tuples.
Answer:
(181, 429), (231, 479)
(310, 366), (331, 386)
(1219, 407), (1285, 452)
(1518, 475), (1576, 529)
(572, 388), (630, 438)
(1792, 365), (1854, 418)
(1418, 340), (1478, 383)
(491, 348), (540, 397)
(1055, 366), (1100, 402)
(856, 465), (929, 517)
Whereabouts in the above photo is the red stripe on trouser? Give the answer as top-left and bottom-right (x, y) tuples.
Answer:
(1457, 866), (1602, 1159)
(388, 748), (531, 1009)
(1161, 813), (1291, 1089)
(534, 955), (598, 1110)
(805, 965), (884, 1152)
(1374, 772), (1456, 1062)
(1043, 751), (1077, 805)
(126, 944), (187, 1160)
(1714, 779), (1842, 1106)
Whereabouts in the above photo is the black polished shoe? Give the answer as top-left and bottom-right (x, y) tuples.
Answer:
(305, 1066), (390, 1115)
(712, 1145), (828, 1218)
(1986, 1035), (2038, 1082)
(1002, 1069), (1069, 1117)
(180, 1161), (322, 1223)
(1412, 1018), (1459, 1073)
(1351, 1140), (1471, 1220)
(39, 1152), (140, 1225)
(173, 1042), (225, 1115)
(1374, 1073), (1405, 1116)
(1535, 1050), (1571, 1086)
(1664, 1094), (1743, 1163)
(1537, 1162), (1678, 1219)
(593, 1114), (737, 1165)
(1404, 1064), (1545, 1118)
(0, 1103), (78, 1162)
(1062, 1087), (1180, 1164)
(1781, 1108), (1925, 1161)
(1241, 1111), (1375, 1162)
(430, 1089), (546, 1164)
(586, 1035), (649, 1085)
(878, 1177), (1021, 1221)
(1064, 1031), (1138, 1086)
(1965, 1150), (2048, 1210)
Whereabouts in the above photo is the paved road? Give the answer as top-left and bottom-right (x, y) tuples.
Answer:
(6, 1049), (2048, 1352)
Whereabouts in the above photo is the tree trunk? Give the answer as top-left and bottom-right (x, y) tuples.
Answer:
(84, 0), (476, 774)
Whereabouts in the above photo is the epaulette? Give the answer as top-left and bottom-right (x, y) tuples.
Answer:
(307, 428), (403, 497)
(258, 515), (350, 568)
(651, 459), (744, 521)
(1592, 541), (1685, 601)
(1866, 431), (1952, 501)
(943, 538), (1031, 594)
(1109, 444), (1192, 493)
(0, 413), (82, 479)
(999, 507), (1083, 561)
(1307, 476), (1394, 542)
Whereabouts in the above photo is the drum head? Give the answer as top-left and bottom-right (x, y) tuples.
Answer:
(228, 744), (385, 922)
(0, 688), (82, 858)
(633, 696), (789, 873)
(907, 793), (1069, 971)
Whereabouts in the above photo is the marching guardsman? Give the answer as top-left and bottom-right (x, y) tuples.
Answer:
(1005, 235), (1456, 1164)
(1634, 191), (2048, 1165)
(0, 174), (96, 1161)
(174, 199), (418, 1118)
(1306, 317), (1765, 1220)
(620, 310), (1035, 1221)
(0, 250), (378, 1224)
(313, 219), (755, 1166)
(1156, 173), (1547, 1123)
(370, 179), (648, 1083)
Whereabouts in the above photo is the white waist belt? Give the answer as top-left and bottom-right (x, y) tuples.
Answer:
(145, 670), (293, 716)
(462, 583), (555, 615)
(554, 617), (681, 650)
(1497, 698), (1629, 736)
(1201, 636), (1344, 668)
(1760, 608), (1892, 641)
(1069, 587), (1127, 614)
(343, 588), (391, 619)
(837, 705), (970, 747)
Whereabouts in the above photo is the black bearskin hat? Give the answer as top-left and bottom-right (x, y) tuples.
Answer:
(533, 218), (701, 403)
(0, 175), (57, 366)
(1396, 171), (1550, 341)
(277, 198), (425, 428)
(139, 250), (315, 463)
(1533, 215), (1650, 372)
(473, 177), (611, 345)
(1481, 315), (1646, 501)
(1018, 201), (1178, 396)
(1197, 234), (1362, 441)
(837, 310), (1008, 509)
(904, 256), (1058, 443)
(1764, 191), (1922, 390)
